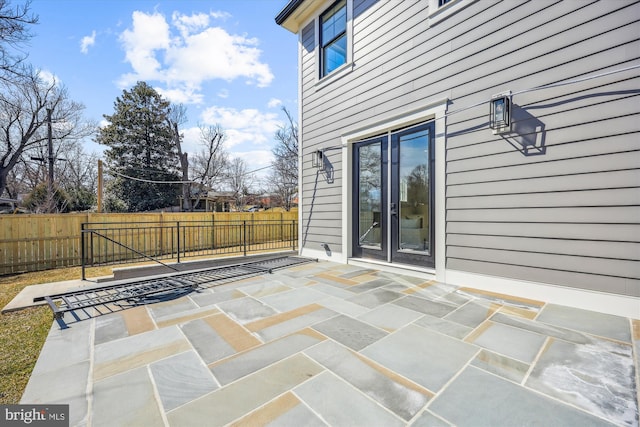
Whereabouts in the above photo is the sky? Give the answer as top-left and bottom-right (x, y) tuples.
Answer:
(26, 0), (297, 180)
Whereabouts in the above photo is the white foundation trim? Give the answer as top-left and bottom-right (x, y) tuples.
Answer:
(301, 247), (343, 262)
(446, 269), (640, 319)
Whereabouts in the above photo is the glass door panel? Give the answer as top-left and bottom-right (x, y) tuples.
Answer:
(391, 123), (434, 267)
(398, 129), (430, 252)
(358, 142), (382, 247)
(353, 137), (386, 260)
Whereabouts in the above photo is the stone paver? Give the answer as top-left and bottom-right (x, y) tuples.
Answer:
(294, 371), (405, 427)
(304, 340), (432, 420)
(466, 321), (547, 363)
(537, 303), (632, 342)
(311, 314), (387, 351)
(19, 260), (639, 427)
(149, 350), (219, 411)
(429, 366), (617, 426)
(362, 324), (478, 391)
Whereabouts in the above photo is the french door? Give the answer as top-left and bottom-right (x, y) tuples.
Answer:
(353, 121), (435, 267)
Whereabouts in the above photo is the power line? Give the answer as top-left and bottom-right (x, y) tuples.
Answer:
(101, 64), (639, 185)
(107, 168), (196, 184)
(315, 63), (640, 151)
(445, 63), (640, 118)
(105, 162), (281, 184)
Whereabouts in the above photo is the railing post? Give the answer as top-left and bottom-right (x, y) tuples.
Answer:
(81, 223), (86, 280)
(243, 220), (247, 257)
(292, 221), (296, 251)
(212, 216), (216, 250)
(176, 221), (181, 264)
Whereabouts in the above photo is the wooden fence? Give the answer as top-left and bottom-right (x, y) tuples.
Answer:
(0, 211), (298, 276)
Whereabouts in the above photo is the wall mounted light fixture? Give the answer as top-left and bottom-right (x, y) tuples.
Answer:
(490, 91), (512, 134)
(311, 149), (324, 169)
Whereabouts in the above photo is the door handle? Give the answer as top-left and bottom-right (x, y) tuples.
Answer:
(390, 203), (397, 216)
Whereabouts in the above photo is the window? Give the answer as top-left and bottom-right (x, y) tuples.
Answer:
(428, 0), (477, 26)
(320, 0), (347, 77)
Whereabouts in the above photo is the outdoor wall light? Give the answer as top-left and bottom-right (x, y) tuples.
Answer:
(490, 91), (512, 134)
(311, 149), (324, 169)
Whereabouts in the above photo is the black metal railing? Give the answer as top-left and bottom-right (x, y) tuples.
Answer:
(80, 220), (298, 279)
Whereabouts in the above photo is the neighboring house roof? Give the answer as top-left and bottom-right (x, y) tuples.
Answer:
(207, 191), (236, 198)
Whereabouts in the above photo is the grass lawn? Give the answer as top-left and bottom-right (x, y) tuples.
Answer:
(0, 266), (113, 404)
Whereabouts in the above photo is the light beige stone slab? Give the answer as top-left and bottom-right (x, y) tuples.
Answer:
(167, 354), (323, 427)
(93, 326), (190, 381)
(92, 366), (164, 427)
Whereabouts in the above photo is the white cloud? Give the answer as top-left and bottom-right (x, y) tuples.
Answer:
(80, 30), (96, 54)
(117, 10), (273, 103)
(37, 69), (58, 86)
(180, 126), (204, 154)
(232, 150), (274, 180)
(171, 11), (210, 38)
(118, 11), (171, 87)
(200, 106), (280, 148)
(156, 86), (204, 105)
(267, 98), (282, 108)
(217, 88), (229, 99)
(233, 150), (273, 166)
(209, 10), (232, 20)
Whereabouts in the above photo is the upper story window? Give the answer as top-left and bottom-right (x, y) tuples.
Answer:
(320, 0), (347, 77)
(428, 0), (477, 26)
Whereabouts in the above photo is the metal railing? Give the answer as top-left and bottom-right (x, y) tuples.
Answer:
(80, 219), (298, 279)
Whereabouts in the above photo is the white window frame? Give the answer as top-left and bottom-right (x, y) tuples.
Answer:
(427, 0), (477, 26)
(315, 0), (353, 89)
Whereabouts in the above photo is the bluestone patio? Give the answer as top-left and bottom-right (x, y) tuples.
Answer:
(20, 260), (639, 426)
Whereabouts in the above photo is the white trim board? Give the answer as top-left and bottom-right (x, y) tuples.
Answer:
(301, 247), (345, 263)
(446, 269), (640, 319)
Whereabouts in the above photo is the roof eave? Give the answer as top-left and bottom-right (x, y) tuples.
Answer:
(275, 0), (317, 33)
(275, 0), (305, 25)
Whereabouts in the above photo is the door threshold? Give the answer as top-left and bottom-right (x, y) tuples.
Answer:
(347, 258), (436, 281)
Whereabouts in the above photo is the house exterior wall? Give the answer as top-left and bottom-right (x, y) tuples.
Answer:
(284, 0), (640, 314)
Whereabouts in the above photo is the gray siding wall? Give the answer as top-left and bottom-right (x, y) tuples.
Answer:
(298, 0), (640, 297)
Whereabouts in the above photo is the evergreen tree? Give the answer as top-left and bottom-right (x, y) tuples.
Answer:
(96, 81), (180, 212)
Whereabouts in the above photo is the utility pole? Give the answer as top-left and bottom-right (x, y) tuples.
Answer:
(30, 107), (65, 212)
(97, 159), (103, 213)
(47, 108), (54, 196)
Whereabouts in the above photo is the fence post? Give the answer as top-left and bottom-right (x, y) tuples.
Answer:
(280, 214), (283, 243)
(212, 216), (216, 250)
(81, 223), (86, 280)
(243, 220), (247, 257)
(176, 221), (181, 264)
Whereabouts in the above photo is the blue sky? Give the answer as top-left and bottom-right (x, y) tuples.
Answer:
(27, 0), (297, 177)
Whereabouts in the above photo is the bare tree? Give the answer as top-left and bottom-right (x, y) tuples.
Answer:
(225, 157), (253, 211)
(55, 140), (99, 211)
(190, 124), (228, 208)
(269, 107), (298, 211)
(0, 68), (92, 202)
(3, 157), (32, 198)
(167, 104), (191, 211)
(0, 0), (38, 82)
